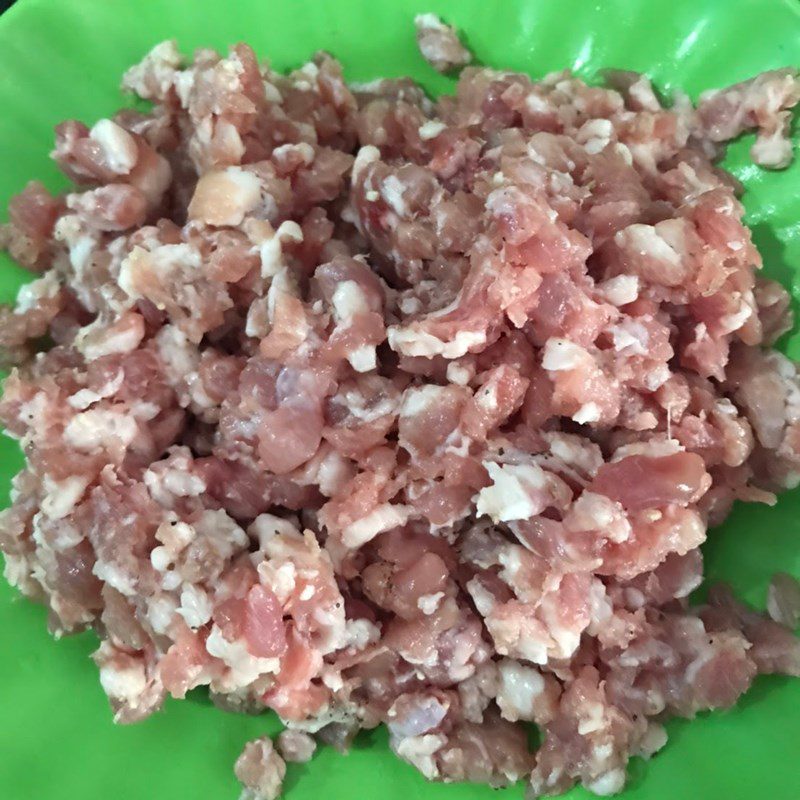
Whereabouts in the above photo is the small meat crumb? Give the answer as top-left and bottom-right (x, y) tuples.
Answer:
(277, 729), (317, 763)
(235, 737), (286, 800)
(414, 14), (472, 73)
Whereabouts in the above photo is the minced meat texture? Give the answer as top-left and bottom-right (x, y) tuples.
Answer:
(1, 31), (800, 800)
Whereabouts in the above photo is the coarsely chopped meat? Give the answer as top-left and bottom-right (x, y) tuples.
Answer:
(276, 729), (317, 763)
(696, 69), (800, 168)
(1, 24), (800, 800)
(767, 572), (800, 629)
(414, 14), (472, 74)
(235, 737), (287, 800)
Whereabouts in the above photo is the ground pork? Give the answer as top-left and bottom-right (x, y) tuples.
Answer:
(414, 14), (472, 74)
(1, 23), (799, 800)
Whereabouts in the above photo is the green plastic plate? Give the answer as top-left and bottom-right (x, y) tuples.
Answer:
(1, 0), (799, 798)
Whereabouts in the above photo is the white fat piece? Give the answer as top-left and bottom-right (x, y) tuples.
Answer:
(260, 221), (304, 278)
(388, 325), (486, 359)
(15, 272), (60, 314)
(89, 119), (138, 174)
(341, 504), (411, 548)
(188, 166), (262, 226)
(597, 275), (639, 306)
(352, 145), (380, 182)
(330, 280), (378, 372)
(541, 338), (590, 371)
(475, 461), (550, 523)
(418, 120), (447, 140)
(63, 408), (138, 451)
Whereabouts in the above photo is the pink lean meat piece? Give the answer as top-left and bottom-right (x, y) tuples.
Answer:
(1, 29), (800, 800)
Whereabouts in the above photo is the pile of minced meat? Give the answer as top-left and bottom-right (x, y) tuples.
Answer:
(2, 16), (800, 799)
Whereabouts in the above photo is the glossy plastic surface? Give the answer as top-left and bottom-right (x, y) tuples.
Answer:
(0, 1), (799, 798)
